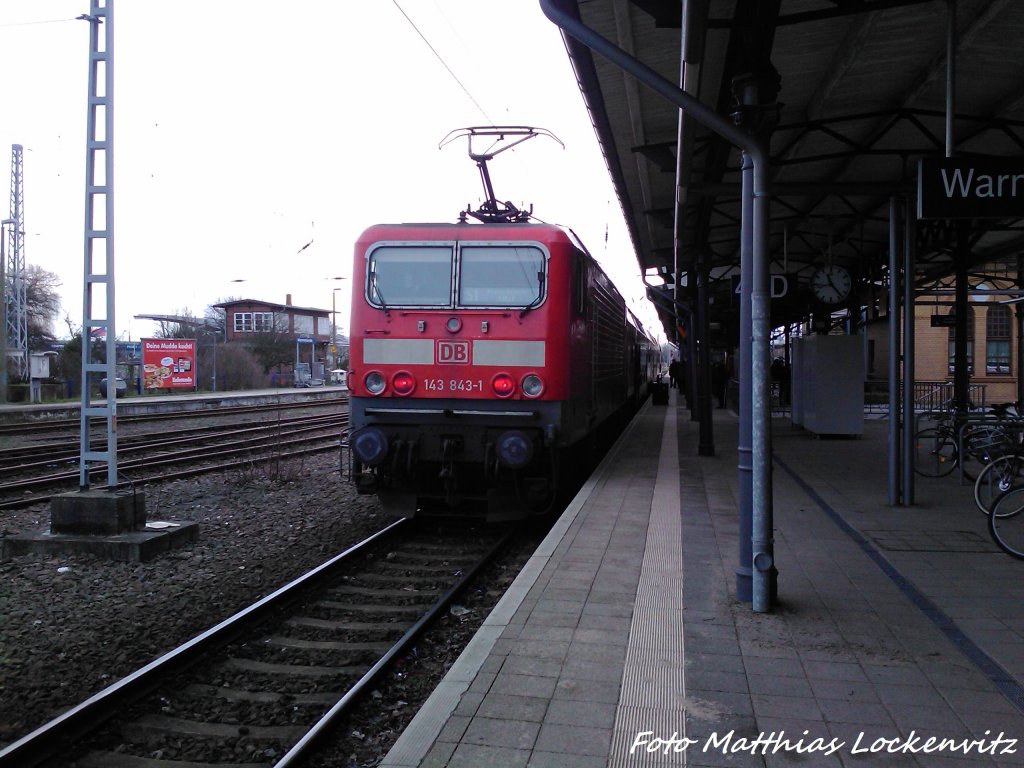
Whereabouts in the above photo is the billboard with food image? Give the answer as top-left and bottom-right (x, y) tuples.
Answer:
(142, 338), (196, 389)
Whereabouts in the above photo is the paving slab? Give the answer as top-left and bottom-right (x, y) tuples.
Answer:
(381, 392), (1024, 767)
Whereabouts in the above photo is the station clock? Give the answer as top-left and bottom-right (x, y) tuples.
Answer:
(810, 264), (852, 305)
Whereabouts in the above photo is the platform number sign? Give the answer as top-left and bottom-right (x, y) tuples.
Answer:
(730, 275), (791, 305)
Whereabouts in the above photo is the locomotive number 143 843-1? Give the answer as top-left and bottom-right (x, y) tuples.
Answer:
(423, 378), (484, 393)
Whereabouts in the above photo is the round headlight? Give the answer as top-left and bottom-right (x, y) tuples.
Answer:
(446, 316), (463, 333)
(496, 430), (534, 469)
(351, 426), (388, 467)
(392, 370), (416, 396)
(492, 373), (515, 398)
(521, 374), (544, 398)
(364, 371), (386, 395)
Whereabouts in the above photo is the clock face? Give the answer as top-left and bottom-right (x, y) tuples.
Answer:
(810, 265), (852, 305)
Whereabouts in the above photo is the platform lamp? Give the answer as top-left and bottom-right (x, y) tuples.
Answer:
(0, 218), (12, 404)
(329, 277), (347, 371)
(204, 324), (218, 393)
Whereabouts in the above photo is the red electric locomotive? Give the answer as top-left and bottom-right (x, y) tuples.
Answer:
(345, 128), (659, 520)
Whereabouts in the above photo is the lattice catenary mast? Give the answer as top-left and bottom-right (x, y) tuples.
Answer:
(7, 144), (27, 381)
(79, 0), (118, 489)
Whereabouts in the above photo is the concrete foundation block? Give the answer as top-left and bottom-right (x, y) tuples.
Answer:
(0, 521), (200, 562)
(50, 488), (147, 535)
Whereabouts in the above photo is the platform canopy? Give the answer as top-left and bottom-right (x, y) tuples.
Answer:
(556, 0), (1024, 339)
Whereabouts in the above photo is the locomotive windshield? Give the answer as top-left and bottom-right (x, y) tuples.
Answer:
(458, 246), (544, 307)
(366, 243), (547, 309)
(368, 246), (453, 306)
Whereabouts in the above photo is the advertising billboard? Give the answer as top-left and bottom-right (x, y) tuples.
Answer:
(142, 338), (196, 389)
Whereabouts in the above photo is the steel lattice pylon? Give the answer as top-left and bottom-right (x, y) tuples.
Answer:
(79, 0), (118, 489)
(6, 144), (27, 381)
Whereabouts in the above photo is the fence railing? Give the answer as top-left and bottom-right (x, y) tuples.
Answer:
(863, 380), (987, 414)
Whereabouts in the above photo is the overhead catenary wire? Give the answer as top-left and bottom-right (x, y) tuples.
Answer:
(0, 17), (81, 27)
(392, 0), (493, 124)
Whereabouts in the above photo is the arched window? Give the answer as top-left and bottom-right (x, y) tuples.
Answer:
(986, 304), (1012, 375)
(947, 307), (974, 375)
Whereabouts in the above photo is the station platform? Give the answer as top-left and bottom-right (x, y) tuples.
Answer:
(381, 389), (1024, 767)
(0, 385), (348, 423)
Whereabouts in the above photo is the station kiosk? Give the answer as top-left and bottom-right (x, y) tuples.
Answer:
(790, 334), (864, 436)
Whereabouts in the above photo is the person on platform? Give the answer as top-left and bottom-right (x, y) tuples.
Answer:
(770, 357), (791, 406)
(712, 361), (727, 409)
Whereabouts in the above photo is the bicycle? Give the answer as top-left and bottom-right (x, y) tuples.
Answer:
(915, 402), (1023, 484)
(974, 450), (1024, 514)
(913, 420), (958, 478)
(913, 417), (1001, 480)
(988, 484), (1024, 559)
(971, 403), (1024, 513)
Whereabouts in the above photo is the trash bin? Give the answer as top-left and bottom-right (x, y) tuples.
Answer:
(651, 381), (669, 406)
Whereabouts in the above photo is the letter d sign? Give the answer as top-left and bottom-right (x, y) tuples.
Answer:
(771, 274), (789, 299)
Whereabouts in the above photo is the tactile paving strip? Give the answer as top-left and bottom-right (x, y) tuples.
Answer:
(609, 404), (687, 767)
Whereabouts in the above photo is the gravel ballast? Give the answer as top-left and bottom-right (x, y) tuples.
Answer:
(0, 452), (393, 751)
(1, 449), (541, 767)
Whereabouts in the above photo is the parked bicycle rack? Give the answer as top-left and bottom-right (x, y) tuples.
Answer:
(955, 412), (1024, 486)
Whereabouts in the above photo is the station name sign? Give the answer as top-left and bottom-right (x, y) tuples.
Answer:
(918, 156), (1024, 219)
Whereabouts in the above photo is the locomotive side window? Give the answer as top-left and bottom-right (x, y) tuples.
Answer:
(572, 254), (587, 315)
(367, 245), (453, 307)
(458, 245), (546, 307)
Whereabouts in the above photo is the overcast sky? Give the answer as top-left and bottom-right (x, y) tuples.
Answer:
(0, 1), (662, 343)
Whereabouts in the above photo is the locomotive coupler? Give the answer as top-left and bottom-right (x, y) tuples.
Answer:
(438, 436), (463, 479)
(439, 436), (464, 507)
(484, 442), (497, 480)
(544, 424), (558, 447)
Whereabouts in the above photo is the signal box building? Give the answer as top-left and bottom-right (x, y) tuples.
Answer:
(214, 295), (332, 344)
(213, 295), (335, 385)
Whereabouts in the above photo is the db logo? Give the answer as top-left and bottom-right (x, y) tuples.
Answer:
(437, 340), (470, 364)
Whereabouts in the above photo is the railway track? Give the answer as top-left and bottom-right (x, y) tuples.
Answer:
(0, 408), (349, 510)
(0, 397), (348, 435)
(0, 412), (346, 468)
(0, 519), (513, 768)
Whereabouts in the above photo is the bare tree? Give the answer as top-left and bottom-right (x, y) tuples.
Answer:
(204, 305), (226, 340)
(25, 265), (62, 350)
(249, 327), (295, 373)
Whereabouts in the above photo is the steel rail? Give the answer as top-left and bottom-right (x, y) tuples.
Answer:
(0, 440), (344, 512)
(0, 519), (408, 768)
(0, 397), (348, 437)
(274, 529), (514, 767)
(0, 412), (347, 469)
(0, 417), (347, 495)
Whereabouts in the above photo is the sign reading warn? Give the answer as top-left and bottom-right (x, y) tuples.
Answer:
(918, 156), (1024, 219)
